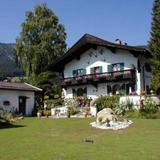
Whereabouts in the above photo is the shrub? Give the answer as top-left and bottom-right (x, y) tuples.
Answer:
(143, 98), (159, 113)
(65, 98), (76, 108)
(43, 109), (51, 117)
(93, 95), (119, 111)
(115, 99), (134, 116)
(45, 98), (63, 109)
(67, 106), (77, 118)
(83, 107), (90, 117)
(125, 98), (160, 119)
(0, 112), (16, 124)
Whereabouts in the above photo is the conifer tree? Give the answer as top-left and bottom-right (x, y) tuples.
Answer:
(148, 0), (160, 92)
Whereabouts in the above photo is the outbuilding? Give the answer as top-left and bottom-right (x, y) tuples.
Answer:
(0, 82), (42, 116)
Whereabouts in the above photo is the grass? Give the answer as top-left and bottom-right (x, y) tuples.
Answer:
(0, 118), (160, 160)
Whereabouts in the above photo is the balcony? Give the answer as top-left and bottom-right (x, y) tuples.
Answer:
(62, 69), (136, 87)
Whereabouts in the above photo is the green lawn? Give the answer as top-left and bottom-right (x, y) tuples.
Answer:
(0, 118), (160, 160)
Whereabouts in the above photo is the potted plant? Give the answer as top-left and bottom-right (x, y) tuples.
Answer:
(43, 110), (51, 118)
(37, 110), (42, 118)
(76, 76), (83, 81)
(67, 106), (74, 118)
(85, 75), (92, 81)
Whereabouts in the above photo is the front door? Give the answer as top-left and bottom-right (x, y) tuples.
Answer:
(19, 96), (26, 115)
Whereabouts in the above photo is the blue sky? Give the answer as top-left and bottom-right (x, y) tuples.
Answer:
(0, 0), (153, 47)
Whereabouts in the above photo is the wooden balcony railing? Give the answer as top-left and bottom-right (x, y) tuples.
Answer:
(62, 69), (136, 87)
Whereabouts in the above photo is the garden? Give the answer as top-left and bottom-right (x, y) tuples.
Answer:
(0, 118), (160, 160)
(0, 95), (160, 160)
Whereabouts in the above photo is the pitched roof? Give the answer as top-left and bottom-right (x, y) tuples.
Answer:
(50, 34), (150, 71)
(0, 82), (42, 92)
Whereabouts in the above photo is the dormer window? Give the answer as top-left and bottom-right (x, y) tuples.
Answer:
(108, 63), (124, 72)
(90, 66), (102, 74)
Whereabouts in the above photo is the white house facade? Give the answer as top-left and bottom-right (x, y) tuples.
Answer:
(51, 34), (151, 99)
(0, 82), (42, 116)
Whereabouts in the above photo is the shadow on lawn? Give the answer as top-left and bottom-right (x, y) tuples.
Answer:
(0, 122), (25, 129)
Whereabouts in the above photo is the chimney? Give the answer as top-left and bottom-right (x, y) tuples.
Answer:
(115, 39), (122, 45)
(115, 39), (127, 45)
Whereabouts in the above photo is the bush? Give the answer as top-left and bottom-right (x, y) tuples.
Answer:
(115, 99), (134, 115)
(0, 112), (16, 124)
(93, 95), (119, 111)
(67, 106), (79, 118)
(125, 98), (160, 119)
(43, 109), (51, 117)
(45, 98), (63, 109)
(143, 98), (159, 113)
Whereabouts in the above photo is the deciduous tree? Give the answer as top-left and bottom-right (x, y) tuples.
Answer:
(15, 4), (66, 77)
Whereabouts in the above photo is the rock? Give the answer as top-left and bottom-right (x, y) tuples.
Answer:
(96, 108), (117, 123)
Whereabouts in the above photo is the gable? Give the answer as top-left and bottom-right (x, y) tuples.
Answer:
(50, 34), (150, 72)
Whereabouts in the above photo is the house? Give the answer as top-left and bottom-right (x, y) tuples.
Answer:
(50, 34), (151, 99)
(0, 82), (42, 116)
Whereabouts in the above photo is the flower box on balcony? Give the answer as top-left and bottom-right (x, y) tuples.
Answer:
(64, 78), (72, 83)
(123, 70), (132, 78)
(94, 74), (100, 81)
(113, 72), (123, 78)
(85, 75), (92, 81)
(99, 74), (106, 79)
(76, 76), (83, 81)
(106, 73), (112, 80)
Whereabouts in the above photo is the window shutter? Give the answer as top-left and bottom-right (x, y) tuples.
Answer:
(90, 68), (94, 74)
(72, 70), (77, 77)
(83, 69), (86, 75)
(120, 63), (124, 71)
(83, 88), (87, 97)
(107, 65), (112, 72)
(107, 85), (111, 94)
(99, 66), (103, 73)
(72, 89), (76, 97)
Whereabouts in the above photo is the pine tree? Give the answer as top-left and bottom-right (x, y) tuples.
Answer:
(148, 0), (160, 92)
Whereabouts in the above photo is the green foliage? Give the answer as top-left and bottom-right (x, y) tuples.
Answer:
(31, 71), (61, 98)
(143, 98), (159, 113)
(15, 4), (66, 77)
(14, 4), (66, 101)
(65, 98), (76, 108)
(10, 76), (27, 83)
(0, 111), (16, 124)
(67, 106), (74, 118)
(115, 98), (134, 115)
(125, 98), (160, 119)
(148, 0), (160, 91)
(43, 109), (51, 117)
(45, 98), (63, 109)
(126, 110), (160, 119)
(138, 98), (160, 119)
(65, 98), (80, 117)
(93, 95), (119, 111)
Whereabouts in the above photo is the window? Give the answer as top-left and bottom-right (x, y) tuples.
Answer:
(145, 63), (151, 72)
(72, 87), (87, 97)
(107, 63), (124, 72)
(73, 69), (86, 77)
(3, 101), (10, 106)
(90, 66), (102, 74)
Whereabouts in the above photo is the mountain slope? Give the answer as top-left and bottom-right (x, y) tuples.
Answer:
(0, 43), (23, 78)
